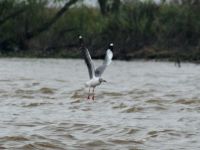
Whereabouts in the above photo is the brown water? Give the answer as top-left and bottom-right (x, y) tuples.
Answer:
(0, 58), (200, 150)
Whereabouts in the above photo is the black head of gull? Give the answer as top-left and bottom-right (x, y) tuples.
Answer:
(109, 43), (114, 51)
(79, 35), (84, 46)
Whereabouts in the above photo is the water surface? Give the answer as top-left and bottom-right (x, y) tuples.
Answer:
(0, 58), (200, 150)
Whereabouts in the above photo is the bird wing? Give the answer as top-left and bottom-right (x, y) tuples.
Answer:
(81, 47), (95, 79)
(95, 49), (113, 77)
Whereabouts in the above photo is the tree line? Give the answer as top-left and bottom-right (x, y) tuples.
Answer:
(0, 0), (199, 61)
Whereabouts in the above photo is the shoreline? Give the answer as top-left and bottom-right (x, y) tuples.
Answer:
(0, 48), (199, 64)
(0, 55), (199, 64)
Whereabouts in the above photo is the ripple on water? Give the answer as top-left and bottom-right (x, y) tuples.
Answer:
(15, 89), (35, 95)
(101, 91), (125, 97)
(16, 142), (65, 150)
(20, 95), (35, 99)
(148, 106), (167, 111)
(39, 87), (56, 94)
(0, 79), (12, 82)
(112, 103), (128, 109)
(71, 89), (125, 100)
(82, 140), (113, 149)
(109, 139), (144, 145)
(0, 146), (6, 149)
(122, 106), (144, 113)
(71, 88), (85, 99)
(175, 99), (200, 105)
(0, 136), (29, 142)
(70, 99), (81, 104)
(127, 128), (140, 134)
(147, 129), (184, 140)
(17, 143), (37, 150)
(128, 89), (155, 95)
(32, 82), (40, 86)
(15, 87), (56, 95)
(60, 134), (77, 140)
(32, 142), (64, 150)
(146, 99), (163, 104)
(22, 102), (53, 107)
(91, 127), (106, 134)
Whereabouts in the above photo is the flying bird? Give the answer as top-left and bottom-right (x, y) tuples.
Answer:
(79, 35), (113, 100)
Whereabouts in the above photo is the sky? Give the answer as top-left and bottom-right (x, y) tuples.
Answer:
(84, 0), (163, 6)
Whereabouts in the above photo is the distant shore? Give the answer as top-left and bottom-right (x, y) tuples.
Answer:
(0, 1), (199, 62)
(0, 48), (199, 64)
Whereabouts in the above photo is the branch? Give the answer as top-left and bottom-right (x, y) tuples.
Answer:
(26, 0), (79, 39)
(0, 7), (26, 26)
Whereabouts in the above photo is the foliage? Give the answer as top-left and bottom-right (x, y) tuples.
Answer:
(0, 0), (199, 61)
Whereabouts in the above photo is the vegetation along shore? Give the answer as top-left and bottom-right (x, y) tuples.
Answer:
(0, 0), (199, 62)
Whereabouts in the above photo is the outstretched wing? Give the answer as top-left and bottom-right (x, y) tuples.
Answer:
(81, 47), (95, 79)
(95, 49), (113, 77)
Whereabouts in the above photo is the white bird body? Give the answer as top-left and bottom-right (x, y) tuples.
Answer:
(85, 77), (101, 88)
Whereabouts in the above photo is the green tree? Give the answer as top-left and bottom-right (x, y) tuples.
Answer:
(0, 0), (79, 51)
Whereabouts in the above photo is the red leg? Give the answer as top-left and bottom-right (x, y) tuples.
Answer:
(87, 88), (90, 100)
(92, 88), (95, 100)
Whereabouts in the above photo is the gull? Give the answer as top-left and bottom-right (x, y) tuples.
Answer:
(79, 36), (113, 100)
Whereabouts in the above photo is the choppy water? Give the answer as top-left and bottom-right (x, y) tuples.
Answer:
(0, 58), (200, 150)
